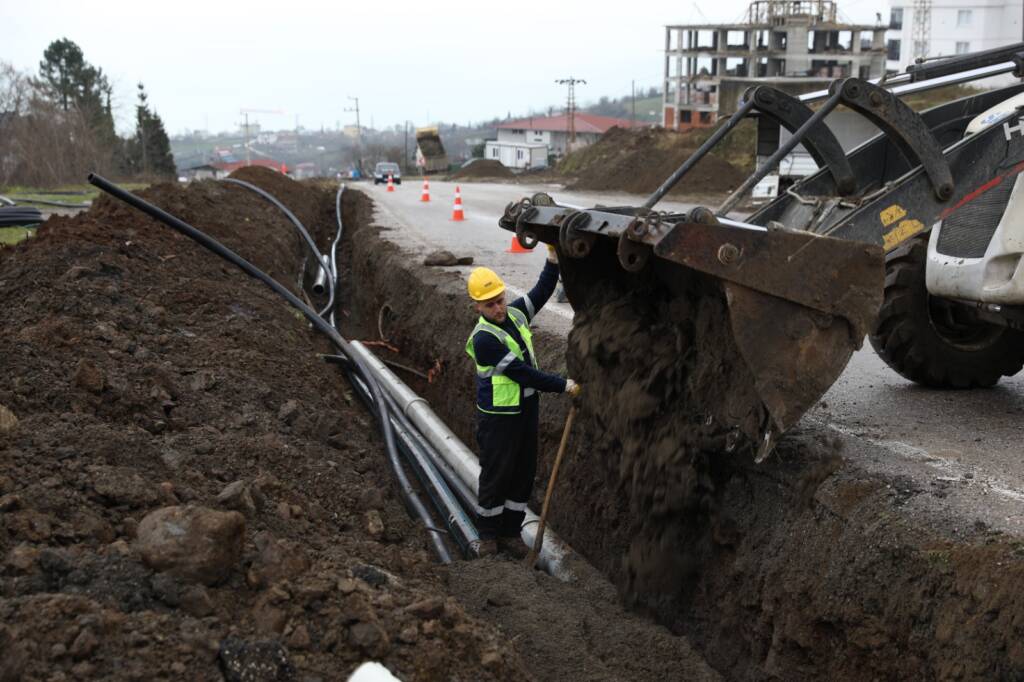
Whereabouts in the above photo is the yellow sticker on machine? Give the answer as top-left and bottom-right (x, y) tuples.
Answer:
(880, 204), (908, 227)
(882, 219), (925, 251)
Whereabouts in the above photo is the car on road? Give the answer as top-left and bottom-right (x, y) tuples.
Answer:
(373, 162), (401, 185)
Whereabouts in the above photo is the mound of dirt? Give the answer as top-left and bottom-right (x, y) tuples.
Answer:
(449, 160), (514, 180)
(559, 126), (747, 197)
(0, 167), (528, 680)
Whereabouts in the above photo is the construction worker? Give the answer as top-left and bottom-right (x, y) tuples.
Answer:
(465, 245), (580, 557)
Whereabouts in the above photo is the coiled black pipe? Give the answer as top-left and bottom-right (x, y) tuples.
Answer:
(222, 177), (334, 317)
(87, 173), (452, 564)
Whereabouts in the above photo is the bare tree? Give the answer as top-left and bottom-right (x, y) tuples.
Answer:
(0, 61), (117, 187)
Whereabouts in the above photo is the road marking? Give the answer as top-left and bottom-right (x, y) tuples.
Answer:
(819, 418), (1024, 505)
(505, 284), (574, 321)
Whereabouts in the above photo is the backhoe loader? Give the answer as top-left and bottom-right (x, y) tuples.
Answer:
(498, 43), (1024, 459)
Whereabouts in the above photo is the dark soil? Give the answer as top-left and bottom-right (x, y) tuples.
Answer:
(346, 197), (1024, 680)
(445, 559), (717, 682)
(449, 160), (515, 181)
(0, 167), (529, 680)
(558, 126), (747, 197)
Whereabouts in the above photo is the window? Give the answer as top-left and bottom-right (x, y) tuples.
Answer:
(956, 41), (970, 54)
(491, 147), (499, 158)
(516, 149), (524, 160)
(957, 9), (971, 26)
(889, 7), (903, 29)
(888, 39), (902, 61)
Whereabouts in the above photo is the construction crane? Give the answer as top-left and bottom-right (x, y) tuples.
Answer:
(239, 108), (285, 167)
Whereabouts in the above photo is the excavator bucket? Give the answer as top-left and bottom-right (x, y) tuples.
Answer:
(500, 198), (884, 459)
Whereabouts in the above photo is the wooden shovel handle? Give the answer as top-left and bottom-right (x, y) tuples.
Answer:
(526, 405), (577, 568)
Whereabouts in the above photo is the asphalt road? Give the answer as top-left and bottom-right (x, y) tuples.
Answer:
(366, 178), (1024, 528)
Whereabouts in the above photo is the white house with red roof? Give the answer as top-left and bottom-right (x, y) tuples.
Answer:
(486, 113), (643, 169)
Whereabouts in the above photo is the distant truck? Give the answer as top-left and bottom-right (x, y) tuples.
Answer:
(754, 110), (879, 198)
(415, 127), (449, 174)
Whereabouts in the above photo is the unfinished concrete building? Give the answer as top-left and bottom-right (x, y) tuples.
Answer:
(663, 0), (887, 130)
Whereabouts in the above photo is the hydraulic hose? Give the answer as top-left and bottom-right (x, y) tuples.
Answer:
(222, 177), (335, 317)
(87, 173), (452, 564)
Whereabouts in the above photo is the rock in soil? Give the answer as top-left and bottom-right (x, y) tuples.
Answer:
(218, 636), (293, 681)
(423, 249), (473, 267)
(136, 505), (245, 585)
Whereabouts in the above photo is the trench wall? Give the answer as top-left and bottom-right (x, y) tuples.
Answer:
(345, 191), (1024, 680)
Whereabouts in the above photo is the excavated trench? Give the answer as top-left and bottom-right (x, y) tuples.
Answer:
(346, 189), (1024, 680)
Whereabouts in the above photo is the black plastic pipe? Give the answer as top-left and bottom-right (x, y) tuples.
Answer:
(222, 177), (335, 317)
(326, 353), (479, 556)
(87, 173), (452, 564)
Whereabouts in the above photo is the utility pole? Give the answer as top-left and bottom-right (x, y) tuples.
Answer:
(239, 108), (285, 167)
(631, 80), (636, 128)
(912, 0), (932, 61)
(244, 112), (251, 167)
(555, 77), (586, 153)
(345, 96), (362, 174)
(403, 121), (409, 174)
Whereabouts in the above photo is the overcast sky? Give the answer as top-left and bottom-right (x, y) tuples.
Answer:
(3, 0), (886, 136)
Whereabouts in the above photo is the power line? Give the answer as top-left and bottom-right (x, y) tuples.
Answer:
(555, 77), (586, 149)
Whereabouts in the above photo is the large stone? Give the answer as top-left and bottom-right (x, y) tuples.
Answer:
(136, 505), (245, 585)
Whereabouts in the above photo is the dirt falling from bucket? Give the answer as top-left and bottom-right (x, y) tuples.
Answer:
(563, 270), (768, 607)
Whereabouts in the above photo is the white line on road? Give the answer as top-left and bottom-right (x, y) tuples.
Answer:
(505, 284), (574, 321)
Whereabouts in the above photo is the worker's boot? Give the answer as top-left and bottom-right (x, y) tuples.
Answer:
(497, 537), (528, 560)
(475, 539), (498, 558)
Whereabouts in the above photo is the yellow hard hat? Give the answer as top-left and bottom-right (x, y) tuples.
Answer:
(467, 267), (506, 301)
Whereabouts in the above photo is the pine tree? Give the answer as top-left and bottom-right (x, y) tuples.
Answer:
(38, 38), (116, 144)
(127, 82), (175, 178)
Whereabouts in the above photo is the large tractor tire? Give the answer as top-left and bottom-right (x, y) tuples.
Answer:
(868, 235), (1024, 388)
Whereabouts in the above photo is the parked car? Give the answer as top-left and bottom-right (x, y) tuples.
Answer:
(373, 162), (401, 185)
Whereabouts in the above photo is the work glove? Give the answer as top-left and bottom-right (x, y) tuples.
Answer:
(564, 379), (582, 397)
(546, 244), (559, 264)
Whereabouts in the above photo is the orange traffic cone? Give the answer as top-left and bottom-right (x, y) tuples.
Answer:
(420, 178), (430, 202)
(386, 174), (395, 192)
(451, 186), (465, 221)
(506, 235), (534, 253)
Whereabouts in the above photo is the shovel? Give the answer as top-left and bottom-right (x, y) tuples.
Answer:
(526, 405), (577, 569)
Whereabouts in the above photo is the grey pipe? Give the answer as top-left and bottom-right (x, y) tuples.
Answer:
(348, 340), (577, 580)
(312, 254), (331, 294)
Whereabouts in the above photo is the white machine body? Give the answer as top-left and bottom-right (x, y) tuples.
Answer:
(927, 92), (1024, 305)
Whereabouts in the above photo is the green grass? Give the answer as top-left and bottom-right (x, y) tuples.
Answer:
(0, 227), (35, 246)
(1, 182), (149, 204)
